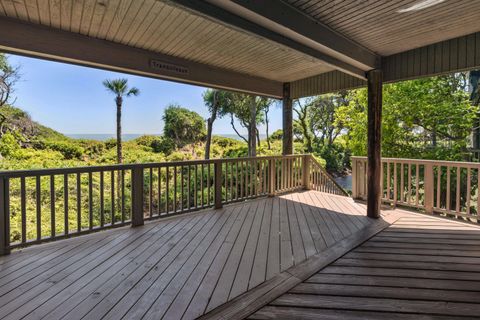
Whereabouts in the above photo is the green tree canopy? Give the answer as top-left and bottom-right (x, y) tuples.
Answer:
(335, 74), (477, 160)
(163, 104), (206, 147)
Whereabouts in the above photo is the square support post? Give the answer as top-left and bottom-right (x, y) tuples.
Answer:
(303, 155), (311, 190)
(282, 83), (293, 155)
(131, 166), (144, 227)
(268, 159), (276, 196)
(424, 163), (434, 214)
(214, 161), (223, 209)
(367, 69), (383, 219)
(0, 177), (10, 255)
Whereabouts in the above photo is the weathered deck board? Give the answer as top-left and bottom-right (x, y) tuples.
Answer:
(250, 212), (480, 320)
(0, 191), (371, 319)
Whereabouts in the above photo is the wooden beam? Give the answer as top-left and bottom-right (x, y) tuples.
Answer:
(223, 0), (379, 70)
(0, 17), (282, 98)
(290, 70), (367, 99)
(172, 0), (367, 80)
(367, 69), (383, 219)
(282, 83), (293, 155)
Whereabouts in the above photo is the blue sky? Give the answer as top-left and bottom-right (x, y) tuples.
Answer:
(8, 54), (283, 135)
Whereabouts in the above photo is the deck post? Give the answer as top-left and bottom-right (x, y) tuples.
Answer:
(214, 161), (223, 209)
(268, 159), (276, 196)
(282, 82), (293, 155)
(131, 166), (144, 227)
(424, 163), (434, 214)
(303, 155), (311, 190)
(367, 69), (383, 218)
(0, 177), (10, 255)
(351, 158), (359, 199)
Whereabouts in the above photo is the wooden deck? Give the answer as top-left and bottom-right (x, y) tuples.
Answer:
(1, 190), (478, 319)
(0, 190), (370, 320)
(251, 211), (480, 320)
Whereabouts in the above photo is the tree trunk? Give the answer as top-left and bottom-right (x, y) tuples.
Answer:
(265, 109), (271, 150)
(256, 128), (260, 147)
(116, 96), (123, 164)
(249, 97), (257, 157)
(432, 127), (437, 147)
(205, 118), (214, 159)
(231, 114), (248, 143)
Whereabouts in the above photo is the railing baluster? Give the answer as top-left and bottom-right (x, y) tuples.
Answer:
(436, 166), (441, 209)
(121, 170), (125, 222)
(88, 172), (93, 230)
(149, 167), (153, 218)
(50, 175), (56, 238)
(467, 167), (471, 215)
(194, 165), (198, 208)
(400, 163), (404, 203)
(100, 171), (104, 228)
(446, 166), (451, 211)
(76, 173), (81, 232)
(415, 164), (419, 206)
(111, 171), (115, 225)
(173, 166), (177, 212)
(158, 167), (162, 215)
(36, 176), (42, 240)
(166, 167), (170, 213)
(64, 174), (69, 236)
(456, 166), (461, 214)
(201, 164), (204, 207)
(207, 164), (211, 204)
(20, 177), (26, 243)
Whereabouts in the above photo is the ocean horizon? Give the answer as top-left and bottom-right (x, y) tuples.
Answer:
(65, 133), (266, 141)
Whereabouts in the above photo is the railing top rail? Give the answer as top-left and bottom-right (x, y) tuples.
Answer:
(0, 154), (310, 178)
(351, 156), (480, 167)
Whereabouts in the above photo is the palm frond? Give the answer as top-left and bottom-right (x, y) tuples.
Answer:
(127, 87), (140, 97)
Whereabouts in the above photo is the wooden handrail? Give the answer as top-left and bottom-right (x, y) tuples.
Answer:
(352, 156), (480, 220)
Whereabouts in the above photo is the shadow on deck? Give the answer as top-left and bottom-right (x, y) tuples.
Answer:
(1, 190), (478, 319)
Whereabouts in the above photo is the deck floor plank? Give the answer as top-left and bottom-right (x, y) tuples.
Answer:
(252, 207), (480, 320)
(4, 191), (475, 320)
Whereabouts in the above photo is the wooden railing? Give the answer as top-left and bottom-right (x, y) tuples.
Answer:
(0, 154), (345, 254)
(352, 156), (480, 220)
(309, 157), (349, 196)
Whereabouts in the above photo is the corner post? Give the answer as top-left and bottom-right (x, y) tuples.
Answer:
(0, 177), (10, 255)
(282, 83), (293, 155)
(367, 69), (383, 219)
(268, 159), (276, 196)
(303, 155), (311, 190)
(424, 163), (434, 214)
(214, 161), (223, 209)
(351, 158), (358, 199)
(131, 166), (144, 227)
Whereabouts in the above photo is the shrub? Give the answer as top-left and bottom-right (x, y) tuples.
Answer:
(151, 136), (175, 155)
(0, 132), (20, 157)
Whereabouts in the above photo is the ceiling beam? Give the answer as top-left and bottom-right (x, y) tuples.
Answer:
(0, 17), (283, 98)
(213, 0), (379, 71)
(171, 0), (368, 80)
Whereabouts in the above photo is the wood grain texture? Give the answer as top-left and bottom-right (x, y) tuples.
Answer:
(0, 190), (373, 319)
(251, 212), (480, 320)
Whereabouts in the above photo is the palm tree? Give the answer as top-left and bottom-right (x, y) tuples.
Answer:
(102, 78), (139, 163)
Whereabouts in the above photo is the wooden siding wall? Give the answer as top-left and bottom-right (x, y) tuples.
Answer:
(292, 31), (480, 98)
(290, 70), (366, 99)
(382, 31), (480, 82)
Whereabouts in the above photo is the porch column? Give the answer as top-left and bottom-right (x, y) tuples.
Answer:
(282, 82), (293, 155)
(367, 69), (382, 219)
